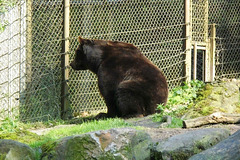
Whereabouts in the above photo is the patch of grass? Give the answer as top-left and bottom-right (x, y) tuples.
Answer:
(152, 114), (183, 128)
(0, 129), (41, 144)
(167, 117), (183, 128)
(44, 118), (130, 139)
(30, 118), (131, 148)
(0, 117), (132, 149)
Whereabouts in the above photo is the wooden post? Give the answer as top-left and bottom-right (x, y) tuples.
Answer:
(26, 0), (32, 83)
(61, 0), (70, 119)
(21, 0), (33, 121)
(184, 0), (192, 82)
(210, 23), (216, 82)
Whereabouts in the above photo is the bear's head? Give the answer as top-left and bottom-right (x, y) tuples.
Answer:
(70, 37), (90, 70)
(70, 37), (103, 73)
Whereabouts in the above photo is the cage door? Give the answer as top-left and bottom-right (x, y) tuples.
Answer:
(191, 45), (206, 81)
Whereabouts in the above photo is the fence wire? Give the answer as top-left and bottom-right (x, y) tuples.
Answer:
(0, 0), (239, 121)
(0, 1), (23, 120)
(209, 0), (240, 79)
(68, 0), (185, 116)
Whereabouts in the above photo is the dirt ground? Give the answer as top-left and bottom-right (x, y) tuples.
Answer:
(143, 124), (240, 142)
(125, 116), (240, 141)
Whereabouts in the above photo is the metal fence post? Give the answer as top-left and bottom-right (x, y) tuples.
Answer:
(210, 23), (216, 81)
(61, 0), (70, 119)
(184, 0), (192, 82)
(193, 42), (197, 80)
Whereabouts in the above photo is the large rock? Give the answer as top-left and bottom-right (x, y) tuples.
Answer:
(151, 128), (230, 160)
(209, 81), (239, 113)
(0, 139), (36, 160)
(41, 128), (152, 160)
(189, 129), (240, 160)
(184, 80), (240, 119)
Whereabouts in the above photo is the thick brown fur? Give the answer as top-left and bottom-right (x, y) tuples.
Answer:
(70, 37), (168, 118)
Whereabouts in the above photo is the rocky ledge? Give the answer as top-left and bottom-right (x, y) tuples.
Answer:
(1, 127), (240, 160)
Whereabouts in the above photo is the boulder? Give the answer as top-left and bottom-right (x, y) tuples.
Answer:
(151, 128), (230, 160)
(41, 128), (152, 160)
(210, 81), (239, 113)
(0, 139), (36, 160)
(183, 81), (240, 119)
(189, 129), (240, 160)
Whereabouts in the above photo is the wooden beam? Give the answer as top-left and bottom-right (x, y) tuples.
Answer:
(183, 112), (240, 128)
(210, 23), (216, 82)
(184, 0), (192, 82)
(61, 0), (70, 119)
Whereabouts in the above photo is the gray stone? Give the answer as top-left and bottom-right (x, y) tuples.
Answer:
(126, 115), (163, 128)
(0, 139), (36, 160)
(41, 128), (152, 160)
(151, 128), (230, 160)
(183, 81), (240, 119)
(189, 129), (240, 160)
(211, 81), (239, 113)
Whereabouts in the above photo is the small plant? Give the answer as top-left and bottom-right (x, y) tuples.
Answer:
(153, 80), (205, 125)
(0, 117), (19, 132)
(0, 0), (17, 32)
(0, 0), (17, 13)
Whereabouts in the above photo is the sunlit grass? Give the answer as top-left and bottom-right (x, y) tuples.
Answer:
(29, 118), (131, 148)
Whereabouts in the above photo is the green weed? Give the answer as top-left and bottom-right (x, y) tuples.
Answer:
(153, 80), (205, 125)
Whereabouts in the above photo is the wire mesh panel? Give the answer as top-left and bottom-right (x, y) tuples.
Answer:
(209, 0), (240, 79)
(0, 1), (24, 119)
(19, 0), (64, 121)
(69, 0), (185, 116)
(192, 0), (208, 43)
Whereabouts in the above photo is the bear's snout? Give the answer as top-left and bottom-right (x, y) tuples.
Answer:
(70, 61), (75, 69)
(70, 60), (87, 71)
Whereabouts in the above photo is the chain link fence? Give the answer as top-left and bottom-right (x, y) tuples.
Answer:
(209, 0), (240, 79)
(0, 0), (239, 121)
(68, 0), (186, 116)
(0, 1), (25, 120)
(19, 0), (64, 121)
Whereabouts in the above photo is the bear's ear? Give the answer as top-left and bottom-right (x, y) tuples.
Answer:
(78, 36), (84, 44)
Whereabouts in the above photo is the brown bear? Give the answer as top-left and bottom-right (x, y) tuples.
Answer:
(70, 36), (168, 118)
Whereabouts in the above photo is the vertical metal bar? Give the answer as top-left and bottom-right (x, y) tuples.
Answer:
(193, 43), (197, 80)
(7, 10), (10, 117)
(61, 0), (70, 119)
(210, 23), (216, 81)
(184, 0), (192, 82)
(203, 50), (206, 81)
(18, 1), (21, 119)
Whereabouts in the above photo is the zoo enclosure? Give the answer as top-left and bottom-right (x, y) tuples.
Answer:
(0, 0), (239, 121)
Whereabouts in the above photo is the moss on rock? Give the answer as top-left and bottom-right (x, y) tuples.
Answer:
(41, 128), (152, 160)
(0, 139), (36, 160)
(0, 129), (41, 145)
(183, 81), (240, 119)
